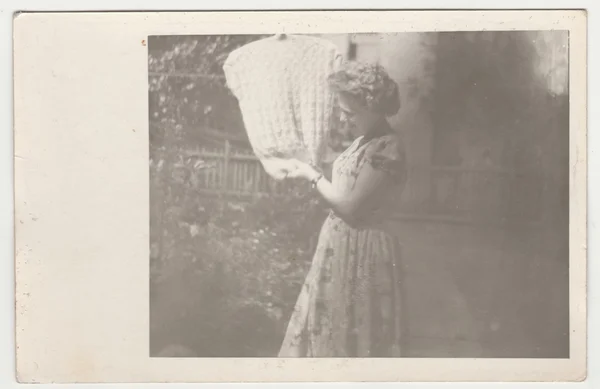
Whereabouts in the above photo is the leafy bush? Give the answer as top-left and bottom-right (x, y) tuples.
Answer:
(150, 147), (328, 356)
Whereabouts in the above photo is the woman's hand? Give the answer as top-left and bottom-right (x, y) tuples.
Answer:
(286, 159), (320, 182)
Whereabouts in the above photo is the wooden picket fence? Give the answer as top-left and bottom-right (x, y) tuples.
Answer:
(177, 140), (306, 198)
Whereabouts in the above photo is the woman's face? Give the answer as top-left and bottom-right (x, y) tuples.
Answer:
(337, 93), (382, 138)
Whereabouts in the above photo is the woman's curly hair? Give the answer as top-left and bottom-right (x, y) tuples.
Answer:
(327, 61), (401, 117)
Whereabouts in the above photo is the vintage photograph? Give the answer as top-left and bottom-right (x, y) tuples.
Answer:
(148, 31), (570, 359)
(12, 9), (587, 382)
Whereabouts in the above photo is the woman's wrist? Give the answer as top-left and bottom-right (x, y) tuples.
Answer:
(305, 165), (320, 181)
(310, 172), (323, 188)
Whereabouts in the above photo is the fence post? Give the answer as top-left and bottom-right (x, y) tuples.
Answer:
(222, 140), (230, 195)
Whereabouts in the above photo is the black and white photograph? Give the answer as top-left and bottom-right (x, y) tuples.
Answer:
(12, 10), (587, 383)
(149, 31), (570, 359)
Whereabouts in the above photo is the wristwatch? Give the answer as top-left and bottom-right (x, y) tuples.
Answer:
(311, 173), (323, 189)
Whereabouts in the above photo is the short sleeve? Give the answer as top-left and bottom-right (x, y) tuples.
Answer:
(364, 134), (407, 183)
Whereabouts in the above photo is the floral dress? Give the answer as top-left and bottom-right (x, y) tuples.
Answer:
(279, 132), (408, 357)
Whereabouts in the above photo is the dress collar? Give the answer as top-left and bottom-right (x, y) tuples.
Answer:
(358, 119), (392, 147)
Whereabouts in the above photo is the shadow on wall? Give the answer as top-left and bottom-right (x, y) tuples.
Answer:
(395, 220), (569, 358)
(343, 32), (568, 224)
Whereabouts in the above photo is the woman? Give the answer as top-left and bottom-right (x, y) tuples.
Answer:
(280, 61), (407, 357)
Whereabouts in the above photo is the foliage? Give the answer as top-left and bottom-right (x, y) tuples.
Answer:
(148, 35), (269, 148)
(150, 144), (328, 356)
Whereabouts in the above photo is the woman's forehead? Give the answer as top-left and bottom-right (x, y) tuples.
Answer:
(338, 94), (361, 112)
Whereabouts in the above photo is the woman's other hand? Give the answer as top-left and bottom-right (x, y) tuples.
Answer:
(261, 158), (293, 181)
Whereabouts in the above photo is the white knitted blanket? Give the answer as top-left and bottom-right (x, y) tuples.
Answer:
(223, 35), (343, 179)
